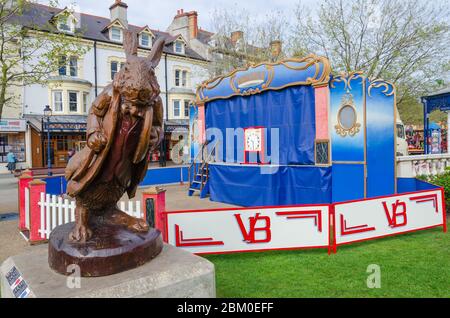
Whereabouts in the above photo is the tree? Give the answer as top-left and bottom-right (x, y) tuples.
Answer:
(207, 8), (288, 78)
(291, 0), (450, 125)
(0, 0), (87, 119)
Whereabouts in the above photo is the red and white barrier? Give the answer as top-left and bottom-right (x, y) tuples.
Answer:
(166, 205), (330, 254)
(162, 189), (446, 255)
(18, 176), (446, 253)
(332, 189), (447, 250)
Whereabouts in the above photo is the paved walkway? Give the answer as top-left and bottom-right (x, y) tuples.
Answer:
(0, 180), (236, 263)
(0, 173), (19, 214)
(0, 174), (32, 263)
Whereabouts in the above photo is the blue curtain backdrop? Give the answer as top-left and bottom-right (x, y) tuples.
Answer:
(204, 85), (334, 206)
(205, 86), (316, 165)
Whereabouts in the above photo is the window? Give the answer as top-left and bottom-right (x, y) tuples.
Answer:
(58, 56), (78, 77)
(83, 93), (89, 113)
(111, 61), (119, 80)
(174, 69), (188, 87)
(0, 133), (26, 163)
(175, 70), (180, 86)
(69, 57), (78, 77)
(315, 140), (330, 165)
(58, 56), (67, 76)
(57, 16), (73, 33)
(53, 91), (63, 112)
(68, 91), (78, 112)
(111, 27), (122, 42)
(110, 61), (125, 80)
(184, 100), (190, 117)
(174, 41), (184, 54)
(141, 33), (151, 47)
(182, 70), (187, 87)
(173, 100), (180, 117)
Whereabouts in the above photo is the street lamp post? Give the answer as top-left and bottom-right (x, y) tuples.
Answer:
(43, 105), (53, 176)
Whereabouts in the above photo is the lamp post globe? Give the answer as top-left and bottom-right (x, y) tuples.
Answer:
(43, 105), (52, 118)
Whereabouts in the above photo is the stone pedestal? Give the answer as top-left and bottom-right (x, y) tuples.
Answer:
(1, 244), (215, 298)
(48, 223), (163, 277)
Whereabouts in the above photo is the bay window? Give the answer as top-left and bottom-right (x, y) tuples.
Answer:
(83, 93), (89, 113)
(68, 91), (78, 112)
(173, 100), (181, 117)
(184, 100), (190, 117)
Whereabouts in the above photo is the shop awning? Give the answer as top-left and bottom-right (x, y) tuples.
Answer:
(24, 115), (87, 133)
(164, 119), (189, 133)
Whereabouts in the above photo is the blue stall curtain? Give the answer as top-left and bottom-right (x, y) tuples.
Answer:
(209, 164), (332, 207)
(205, 86), (316, 165)
(204, 85), (333, 207)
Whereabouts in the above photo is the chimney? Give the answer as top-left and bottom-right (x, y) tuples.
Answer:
(110, 0), (128, 28)
(188, 11), (198, 39)
(270, 40), (282, 59)
(231, 31), (244, 46)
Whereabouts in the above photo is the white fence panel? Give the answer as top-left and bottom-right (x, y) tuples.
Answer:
(38, 193), (142, 239)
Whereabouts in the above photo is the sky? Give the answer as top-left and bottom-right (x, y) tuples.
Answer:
(38, 0), (310, 32)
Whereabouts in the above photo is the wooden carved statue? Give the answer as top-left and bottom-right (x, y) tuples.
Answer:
(64, 30), (164, 243)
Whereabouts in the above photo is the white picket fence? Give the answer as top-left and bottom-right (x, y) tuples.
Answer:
(37, 193), (142, 239)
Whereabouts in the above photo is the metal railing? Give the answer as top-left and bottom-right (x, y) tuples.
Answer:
(188, 140), (219, 186)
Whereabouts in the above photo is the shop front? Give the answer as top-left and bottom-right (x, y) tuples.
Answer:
(161, 120), (189, 165)
(25, 115), (87, 169)
(0, 119), (27, 173)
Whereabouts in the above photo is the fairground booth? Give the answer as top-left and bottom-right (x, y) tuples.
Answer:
(190, 55), (423, 206)
(16, 55), (447, 254)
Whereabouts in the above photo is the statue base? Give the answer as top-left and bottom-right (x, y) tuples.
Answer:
(1, 243), (215, 298)
(48, 222), (163, 277)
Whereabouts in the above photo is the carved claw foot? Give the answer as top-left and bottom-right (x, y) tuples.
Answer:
(69, 224), (93, 243)
(108, 208), (149, 233)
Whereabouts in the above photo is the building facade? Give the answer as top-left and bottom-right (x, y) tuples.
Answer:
(11, 1), (209, 171)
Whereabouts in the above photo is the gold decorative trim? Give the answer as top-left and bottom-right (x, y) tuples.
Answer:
(367, 78), (395, 97)
(195, 54), (331, 103)
(335, 92), (361, 137)
(330, 71), (364, 90)
(262, 64), (275, 89)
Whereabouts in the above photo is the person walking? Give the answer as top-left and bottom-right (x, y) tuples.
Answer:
(6, 151), (17, 174)
(68, 148), (75, 161)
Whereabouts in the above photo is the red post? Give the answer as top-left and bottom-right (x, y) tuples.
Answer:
(28, 179), (46, 244)
(18, 172), (33, 231)
(141, 187), (167, 242)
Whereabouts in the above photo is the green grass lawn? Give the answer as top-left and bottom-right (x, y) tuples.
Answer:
(205, 222), (450, 298)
